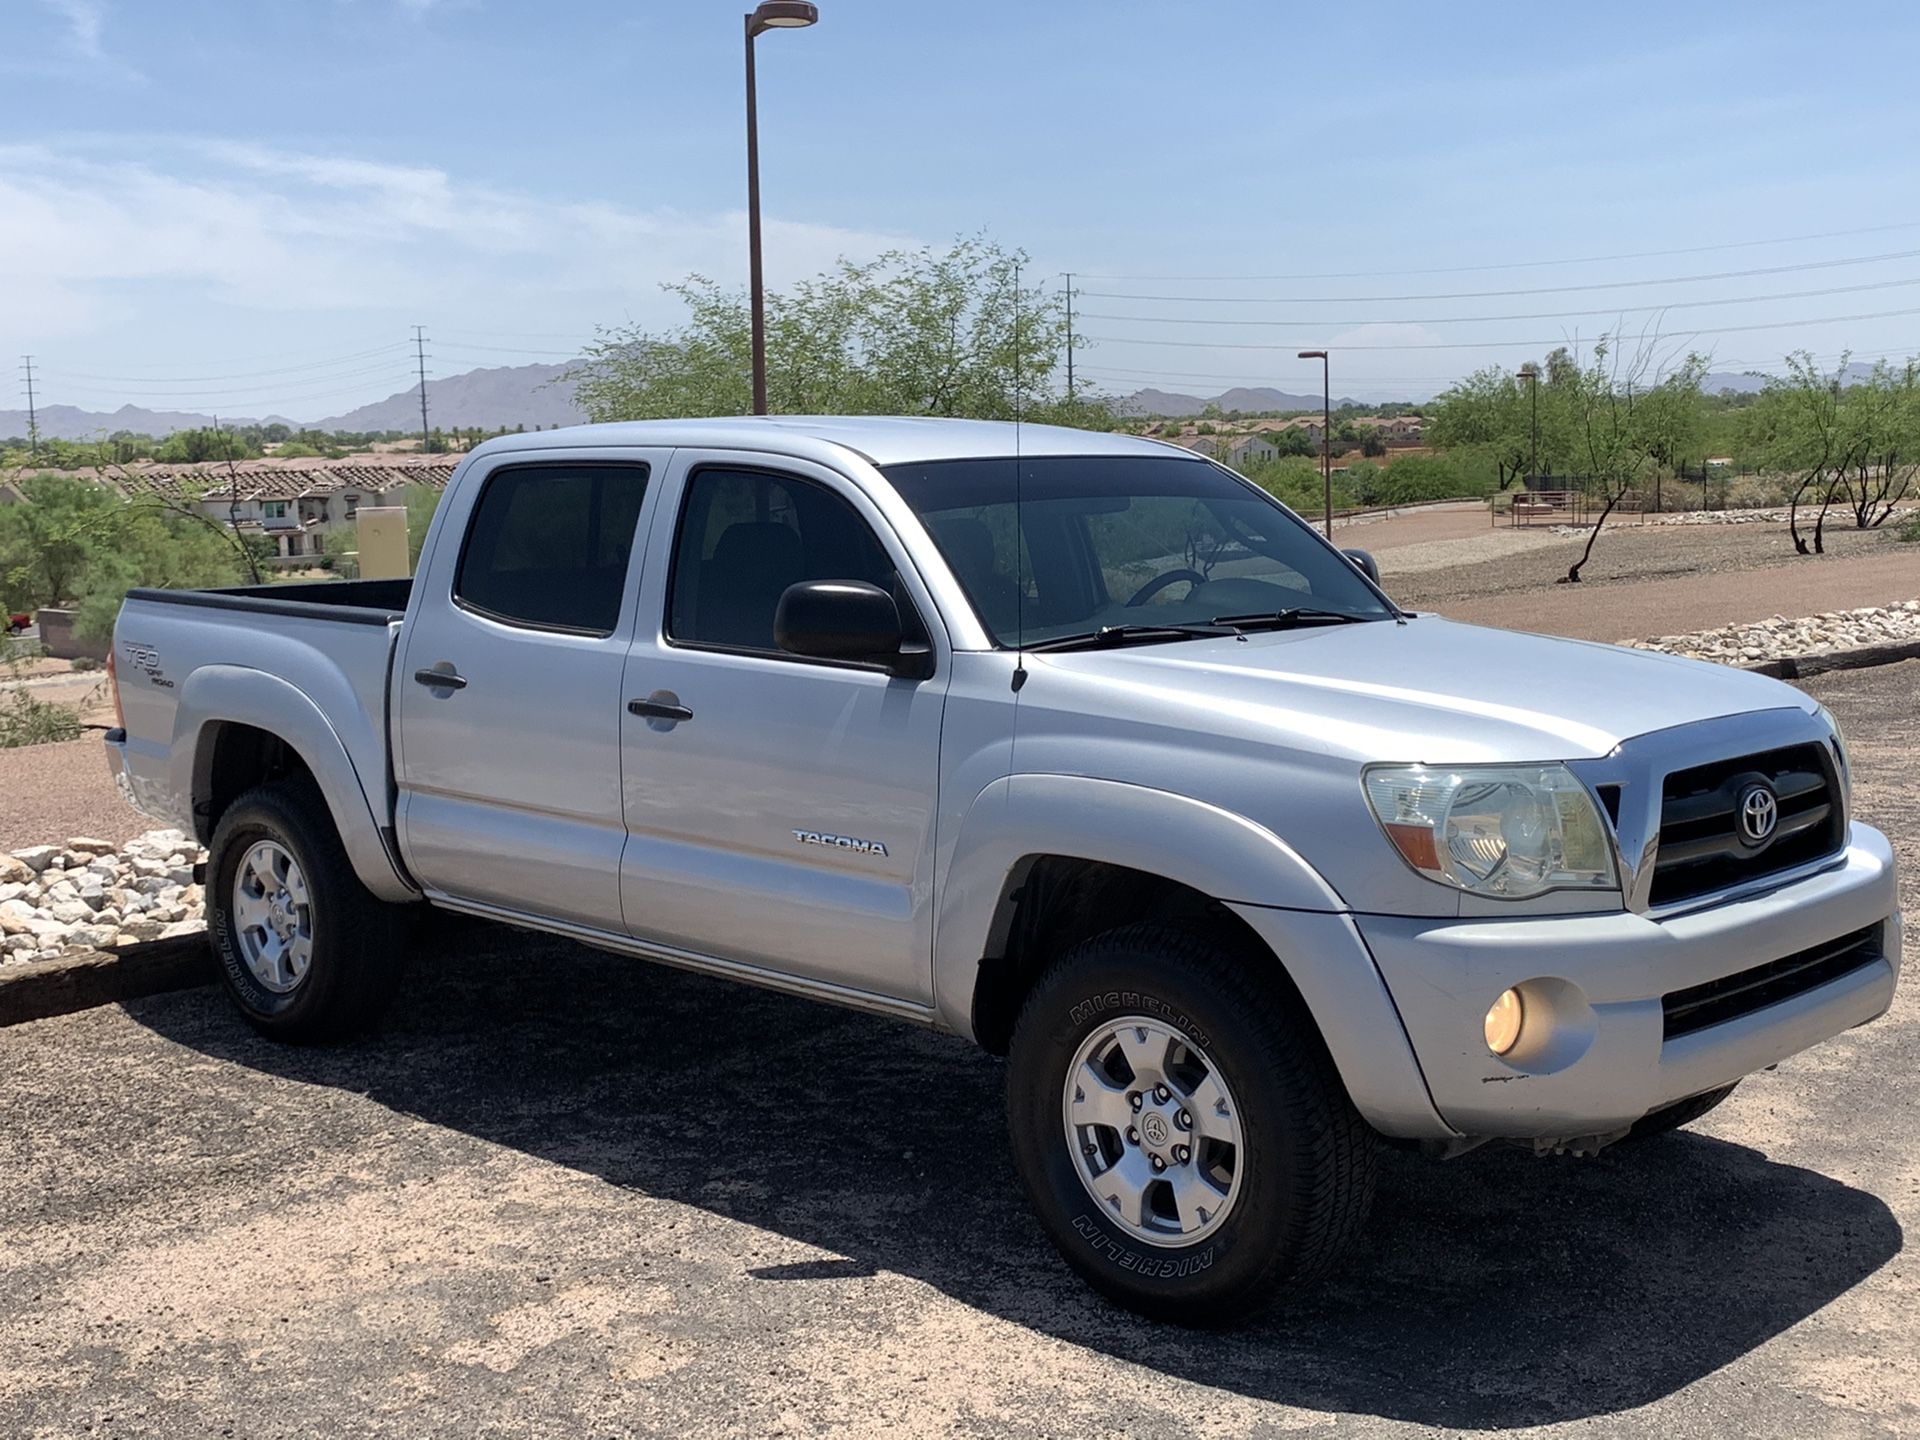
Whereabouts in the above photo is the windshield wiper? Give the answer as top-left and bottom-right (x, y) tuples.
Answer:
(1022, 622), (1242, 654)
(1207, 607), (1375, 631)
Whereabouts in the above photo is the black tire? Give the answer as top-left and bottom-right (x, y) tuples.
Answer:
(1006, 922), (1376, 1323)
(1623, 1082), (1739, 1142)
(206, 780), (407, 1041)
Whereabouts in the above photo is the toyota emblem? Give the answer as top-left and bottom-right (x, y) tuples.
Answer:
(1737, 783), (1779, 846)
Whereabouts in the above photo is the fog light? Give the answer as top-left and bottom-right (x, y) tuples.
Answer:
(1484, 988), (1525, 1056)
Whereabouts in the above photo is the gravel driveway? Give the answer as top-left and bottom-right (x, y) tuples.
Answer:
(1, 664), (1914, 1438)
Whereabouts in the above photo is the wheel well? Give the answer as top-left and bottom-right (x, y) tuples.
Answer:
(969, 856), (1288, 1055)
(194, 722), (317, 845)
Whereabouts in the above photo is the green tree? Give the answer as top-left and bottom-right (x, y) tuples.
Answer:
(1561, 341), (1708, 582)
(568, 236), (1107, 426)
(155, 427), (259, 464)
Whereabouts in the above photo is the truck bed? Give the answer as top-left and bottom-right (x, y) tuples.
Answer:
(125, 577), (413, 626)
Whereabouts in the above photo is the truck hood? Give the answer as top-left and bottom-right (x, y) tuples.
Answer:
(1031, 615), (1810, 763)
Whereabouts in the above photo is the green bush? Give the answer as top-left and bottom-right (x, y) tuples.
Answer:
(1898, 511), (1920, 542)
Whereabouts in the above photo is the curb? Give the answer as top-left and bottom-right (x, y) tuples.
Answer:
(0, 932), (213, 1028)
(1738, 637), (1920, 680)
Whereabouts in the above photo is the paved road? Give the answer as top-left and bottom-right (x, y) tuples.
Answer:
(2, 666), (1915, 1438)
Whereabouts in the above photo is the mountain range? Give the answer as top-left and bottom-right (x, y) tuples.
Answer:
(3, 359), (1904, 441)
(1, 362), (586, 441)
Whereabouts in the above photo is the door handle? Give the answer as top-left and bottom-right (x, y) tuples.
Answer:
(414, 666), (467, 690)
(627, 698), (693, 723)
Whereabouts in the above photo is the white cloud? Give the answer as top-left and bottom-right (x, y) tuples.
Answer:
(0, 137), (913, 359)
(39, 0), (103, 57)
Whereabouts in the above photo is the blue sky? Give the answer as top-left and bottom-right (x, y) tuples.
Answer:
(5, 0), (1920, 417)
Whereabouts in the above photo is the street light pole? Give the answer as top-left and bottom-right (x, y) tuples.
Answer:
(1298, 350), (1331, 539)
(744, 1), (819, 416)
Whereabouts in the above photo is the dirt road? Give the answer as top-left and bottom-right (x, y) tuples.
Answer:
(1, 664), (1914, 1438)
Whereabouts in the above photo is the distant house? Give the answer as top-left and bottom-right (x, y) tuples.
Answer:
(1228, 435), (1281, 466)
(105, 460), (456, 561)
(1286, 417), (1326, 444)
(1175, 435), (1226, 458)
(1352, 415), (1425, 445)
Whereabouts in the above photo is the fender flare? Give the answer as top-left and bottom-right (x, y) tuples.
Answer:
(172, 666), (417, 903)
(930, 772), (1450, 1138)
(932, 772), (1345, 1031)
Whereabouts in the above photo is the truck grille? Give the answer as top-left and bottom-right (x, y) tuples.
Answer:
(1648, 743), (1842, 907)
(1662, 925), (1882, 1040)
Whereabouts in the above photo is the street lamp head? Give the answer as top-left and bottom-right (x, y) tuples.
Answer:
(749, 1), (818, 35)
(1297, 349), (1326, 360)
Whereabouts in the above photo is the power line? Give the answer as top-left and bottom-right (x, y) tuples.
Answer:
(39, 343), (412, 385)
(1075, 218), (1920, 282)
(1078, 247), (1920, 305)
(1085, 302), (1920, 352)
(1079, 274), (1920, 330)
(38, 361), (428, 402)
(430, 340), (581, 358)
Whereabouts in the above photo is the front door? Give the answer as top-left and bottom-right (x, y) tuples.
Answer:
(618, 455), (950, 1003)
(396, 453), (664, 931)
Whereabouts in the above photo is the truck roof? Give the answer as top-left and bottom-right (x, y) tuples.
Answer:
(471, 416), (1185, 468)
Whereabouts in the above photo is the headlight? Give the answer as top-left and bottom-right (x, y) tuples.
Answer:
(1363, 763), (1618, 899)
(1813, 703), (1850, 801)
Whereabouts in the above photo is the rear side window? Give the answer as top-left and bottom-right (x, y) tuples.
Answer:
(455, 463), (649, 634)
(668, 467), (896, 652)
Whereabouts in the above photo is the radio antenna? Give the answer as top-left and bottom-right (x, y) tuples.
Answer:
(1011, 258), (1028, 691)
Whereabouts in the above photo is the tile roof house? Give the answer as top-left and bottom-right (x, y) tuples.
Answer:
(105, 460), (456, 561)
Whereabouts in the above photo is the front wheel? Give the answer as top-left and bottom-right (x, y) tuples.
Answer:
(206, 780), (407, 1041)
(1622, 1082), (1739, 1142)
(1006, 923), (1376, 1323)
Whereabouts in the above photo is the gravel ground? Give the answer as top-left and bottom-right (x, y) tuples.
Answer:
(0, 737), (146, 850)
(1392, 517), (1897, 608)
(0, 665), (1914, 1438)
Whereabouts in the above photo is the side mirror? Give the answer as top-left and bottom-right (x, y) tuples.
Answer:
(1343, 548), (1380, 584)
(775, 580), (930, 677)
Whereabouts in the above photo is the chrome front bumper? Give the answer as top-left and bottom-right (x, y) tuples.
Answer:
(1356, 822), (1901, 1139)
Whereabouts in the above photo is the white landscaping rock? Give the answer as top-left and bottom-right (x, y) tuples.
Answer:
(12, 846), (58, 874)
(2, 828), (209, 969)
(1627, 598), (1920, 666)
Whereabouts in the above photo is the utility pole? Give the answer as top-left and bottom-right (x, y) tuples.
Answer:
(412, 326), (431, 452)
(20, 355), (40, 461)
(1062, 272), (1075, 403)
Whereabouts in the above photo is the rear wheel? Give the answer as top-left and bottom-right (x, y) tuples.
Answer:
(1006, 923), (1376, 1323)
(206, 781), (406, 1041)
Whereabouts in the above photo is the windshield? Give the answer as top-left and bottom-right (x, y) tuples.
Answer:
(883, 455), (1395, 648)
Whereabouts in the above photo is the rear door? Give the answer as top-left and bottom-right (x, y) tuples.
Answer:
(616, 451), (951, 1002)
(395, 449), (668, 930)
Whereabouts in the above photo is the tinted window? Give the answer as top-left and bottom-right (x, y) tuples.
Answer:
(669, 468), (896, 651)
(455, 463), (649, 634)
(884, 455), (1392, 646)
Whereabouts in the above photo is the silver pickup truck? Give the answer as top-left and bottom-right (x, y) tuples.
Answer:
(106, 417), (1902, 1321)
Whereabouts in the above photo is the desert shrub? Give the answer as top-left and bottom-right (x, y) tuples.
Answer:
(1369, 453), (1498, 504)
(1247, 457), (1352, 513)
(1898, 511), (1920, 542)
(1724, 474), (1795, 509)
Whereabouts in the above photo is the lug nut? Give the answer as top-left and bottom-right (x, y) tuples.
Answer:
(1129, 1092), (1143, 1111)
(1154, 1085), (1171, 1103)
(1176, 1110), (1191, 1129)
(1174, 1145), (1190, 1164)
(1126, 1127), (1139, 1145)
(1150, 1155), (1166, 1172)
